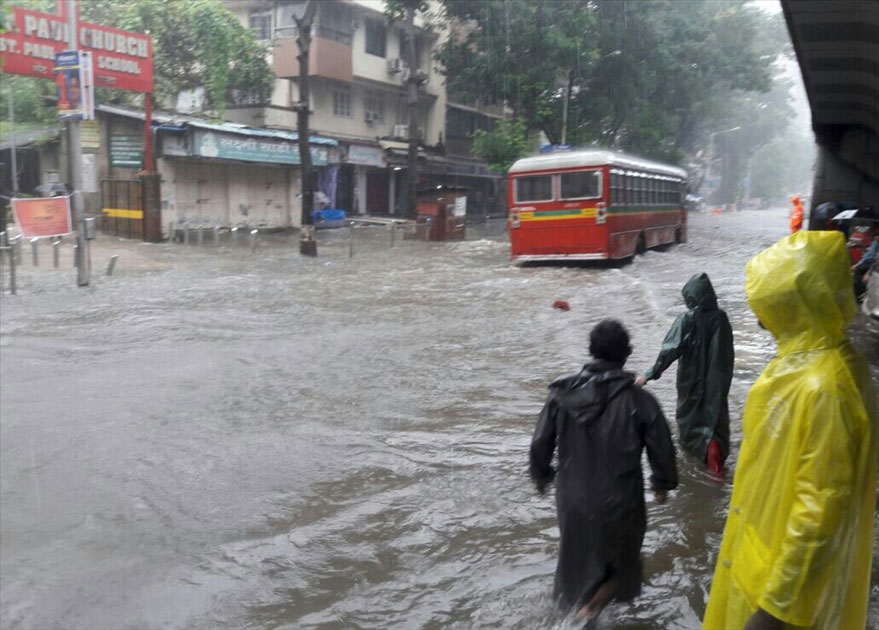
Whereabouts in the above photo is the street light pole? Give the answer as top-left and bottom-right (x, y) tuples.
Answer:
(66, 0), (89, 286)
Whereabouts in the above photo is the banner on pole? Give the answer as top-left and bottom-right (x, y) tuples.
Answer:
(0, 8), (153, 93)
(54, 50), (88, 120)
(12, 197), (74, 238)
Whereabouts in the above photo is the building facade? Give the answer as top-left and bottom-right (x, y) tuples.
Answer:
(223, 0), (504, 219)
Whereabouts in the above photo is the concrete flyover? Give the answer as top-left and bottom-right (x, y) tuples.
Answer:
(781, 0), (879, 222)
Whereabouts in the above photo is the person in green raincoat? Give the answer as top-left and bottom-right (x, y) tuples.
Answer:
(635, 273), (734, 474)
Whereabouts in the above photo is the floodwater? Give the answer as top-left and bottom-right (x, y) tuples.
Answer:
(1, 209), (877, 630)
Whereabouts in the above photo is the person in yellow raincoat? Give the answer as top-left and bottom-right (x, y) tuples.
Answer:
(788, 196), (804, 233)
(703, 230), (878, 630)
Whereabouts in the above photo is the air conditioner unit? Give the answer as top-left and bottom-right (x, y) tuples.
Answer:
(393, 124), (409, 138)
(364, 112), (375, 123)
(400, 67), (411, 83)
(387, 58), (404, 74)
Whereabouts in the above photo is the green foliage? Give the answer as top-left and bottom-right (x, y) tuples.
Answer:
(0, 74), (59, 128)
(438, 0), (791, 166)
(472, 118), (533, 174)
(118, 0), (272, 116)
(1, 0), (272, 118)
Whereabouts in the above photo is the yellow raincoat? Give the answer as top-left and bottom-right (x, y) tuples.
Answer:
(703, 231), (878, 630)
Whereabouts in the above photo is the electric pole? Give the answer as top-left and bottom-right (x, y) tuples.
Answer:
(295, 0), (318, 256)
(403, 0), (421, 220)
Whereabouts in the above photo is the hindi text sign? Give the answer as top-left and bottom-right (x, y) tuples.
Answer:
(12, 197), (73, 238)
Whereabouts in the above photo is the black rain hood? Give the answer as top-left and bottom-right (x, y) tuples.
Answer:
(549, 359), (634, 425)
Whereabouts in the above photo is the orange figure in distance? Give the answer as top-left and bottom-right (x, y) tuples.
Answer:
(789, 195), (804, 233)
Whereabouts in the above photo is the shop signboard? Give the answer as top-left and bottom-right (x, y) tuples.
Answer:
(80, 119), (100, 148)
(12, 196), (73, 237)
(346, 144), (384, 167)
(193, 130), (328, 166)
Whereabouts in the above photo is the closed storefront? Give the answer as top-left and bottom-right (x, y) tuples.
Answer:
(156, 122), (335, 231)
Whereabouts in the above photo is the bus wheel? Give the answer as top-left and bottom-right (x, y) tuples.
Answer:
(636, 233), (647, 255)
(675, 228), (683, 244)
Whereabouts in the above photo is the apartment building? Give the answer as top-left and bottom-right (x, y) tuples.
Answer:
(223, 0), (504, 218)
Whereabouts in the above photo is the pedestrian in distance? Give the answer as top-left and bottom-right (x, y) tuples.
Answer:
(789, 195), (804, 233)
(635, 273), (734, 476)
(703, 230), (878, 630)
(529, 319), (678, 625)
(851, 223), (878, 300)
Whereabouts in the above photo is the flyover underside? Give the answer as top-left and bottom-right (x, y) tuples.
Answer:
(781, 0), (879, 218)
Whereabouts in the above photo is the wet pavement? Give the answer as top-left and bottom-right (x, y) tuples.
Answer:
(1, 209), (877, 629)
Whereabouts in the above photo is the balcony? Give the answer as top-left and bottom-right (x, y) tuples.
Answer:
(274, 36), (353, 83)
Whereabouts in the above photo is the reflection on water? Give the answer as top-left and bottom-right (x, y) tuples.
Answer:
(1, 210), (876, 629)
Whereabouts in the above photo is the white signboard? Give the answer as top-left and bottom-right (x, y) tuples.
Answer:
(81, 153), (98, 193)
(453, 196), (467, 217)
(346, 144), (384, 167)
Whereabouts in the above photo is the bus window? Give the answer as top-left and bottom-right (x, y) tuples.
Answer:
(560, 171), (601, 200)
(515, 175), (553, 203)
(611, 172), (622, 205)
(649, 178), (657, 205)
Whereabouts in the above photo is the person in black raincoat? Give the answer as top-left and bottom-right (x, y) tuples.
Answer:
(530, 319), (678, 622)
(635, 273), (734, 475)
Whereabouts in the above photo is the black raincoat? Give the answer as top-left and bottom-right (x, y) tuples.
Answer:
(644, 273), (734, 461)
(529, 360), (678, 611)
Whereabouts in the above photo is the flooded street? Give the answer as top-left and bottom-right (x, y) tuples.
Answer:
(1, 209), (876, 630)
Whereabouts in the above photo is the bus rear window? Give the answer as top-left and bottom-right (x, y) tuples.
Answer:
(561, 171), (601, 200)
(515, 175), (553, 202)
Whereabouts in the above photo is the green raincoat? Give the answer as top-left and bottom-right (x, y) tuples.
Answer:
(644, 273), (734, 460)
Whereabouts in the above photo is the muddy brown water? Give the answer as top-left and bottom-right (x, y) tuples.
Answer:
(1, 209), (876, 629)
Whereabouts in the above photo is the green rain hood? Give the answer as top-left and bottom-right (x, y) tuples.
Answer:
(645, 272), (734, 460)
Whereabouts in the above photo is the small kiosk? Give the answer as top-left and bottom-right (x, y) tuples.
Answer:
(416, 186), (468, 241)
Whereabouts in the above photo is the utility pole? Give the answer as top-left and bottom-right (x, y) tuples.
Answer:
(561, 69), (573, 146)
(8, 86), (18, 196)
(67, 0), (89, 285)
(294, 0), (318, 256)
(403, 0), (421, 220)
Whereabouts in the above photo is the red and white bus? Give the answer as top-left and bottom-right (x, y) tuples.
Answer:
(507, 150), (687, 263)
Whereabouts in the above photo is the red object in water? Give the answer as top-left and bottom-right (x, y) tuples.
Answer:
(552, 300), (571, 311)
(706, 438), (724, 476)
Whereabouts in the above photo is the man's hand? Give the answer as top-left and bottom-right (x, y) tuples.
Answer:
(653, 489), (667, 504)
(744, 608), (783, 630)
(635, 375), (648, 388)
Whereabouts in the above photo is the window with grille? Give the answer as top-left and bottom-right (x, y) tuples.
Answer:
(249, 11), (272, 41)
(333, 90), (351, 118)
(364, 89), (384, 123)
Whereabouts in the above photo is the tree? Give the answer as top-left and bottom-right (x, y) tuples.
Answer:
(438, 1), (599, 145)
(437, 0), (789, 167)
(1, 0), (273, 119)
(385, 0), (430, 219)
(293, 0), (318, 256)
(472, 118), (532, 174)
(118, 0), (273, 117)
